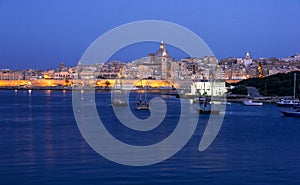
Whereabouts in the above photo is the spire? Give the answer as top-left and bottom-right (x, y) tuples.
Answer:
(156, 41), (170, 57)
(160, 40), (165, 50)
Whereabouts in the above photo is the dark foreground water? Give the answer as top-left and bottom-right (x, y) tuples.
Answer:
(0, 90), (300, 185)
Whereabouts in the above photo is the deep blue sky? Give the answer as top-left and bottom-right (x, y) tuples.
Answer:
(1, 0), (300, 70)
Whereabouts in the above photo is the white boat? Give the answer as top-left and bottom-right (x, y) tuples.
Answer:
(276, 99), (300, 107)
(221, 101), (232, 105)
(210, 101), (231, 105)
(242, 99), (263, 106)
(277, 73), (299, 107)
(111, 99), (128, 106)
(280, 73), (300, 117)
(111, 67), (128, 107)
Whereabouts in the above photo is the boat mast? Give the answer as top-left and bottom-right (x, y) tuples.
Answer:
(294, 73), (296, 101)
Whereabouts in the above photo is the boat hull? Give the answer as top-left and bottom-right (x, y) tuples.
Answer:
(135, 101), (150, 110)
(197, 109), (220, 115)
(281, 110), (300, 117)
(276, 102), (300, 107)
(111, 100), (128, 106)
(136, 106), (150, 110)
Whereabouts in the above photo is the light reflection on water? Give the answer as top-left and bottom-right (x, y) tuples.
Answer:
(0, 90), (300, 185)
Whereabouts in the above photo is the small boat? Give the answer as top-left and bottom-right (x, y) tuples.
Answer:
(210, 101), (231, 105)
(242, 99), (263, 106)
(281, 108), (300, 117)
(277, 73), (299, 107)
(135, 100), (150, 110)
(111, 99), (128, 106)
(276, 99), (300, 107)
(196, 98), (220, 114)
(197, 108), (220, 115)
(111, 66), (128, 107)
(111, 90), (128, 106)
(194, 97), (210, 104)
(135, 80), (150, 110)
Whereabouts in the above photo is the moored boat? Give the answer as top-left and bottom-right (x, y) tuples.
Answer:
(135, 100), (150, 110)
(242, 99), (263, 106)
(276, 99), (300, 107)
(135, 80), (150, 110)
(277, 73), (299, 107)
(196, 97), (220, 114)
(196, 108), (220, 114)
(112, 99), (128, 106)
(111, 66), (128, 107)
(281, 108), (300, 117)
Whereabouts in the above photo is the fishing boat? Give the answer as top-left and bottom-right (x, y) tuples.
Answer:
(281, 108), (300, 117)
(242, 99), (263, 106)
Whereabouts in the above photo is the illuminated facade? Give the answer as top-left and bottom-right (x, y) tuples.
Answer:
(190, 81), (227, 96)
(155, 41), (171, 80)
(0, 70), (24, 80)
(244, 52), (253, 66)
(122, 41), (173, 80)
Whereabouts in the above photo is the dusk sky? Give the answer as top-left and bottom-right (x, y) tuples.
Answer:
(1, 0), (300, 70)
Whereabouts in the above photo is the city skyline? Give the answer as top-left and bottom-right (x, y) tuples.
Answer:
(1, 41), (299, 84)
(0, 48), (298, 71)
(1, 0), (300, 70)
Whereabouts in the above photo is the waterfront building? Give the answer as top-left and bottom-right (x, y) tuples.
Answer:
(54, 71), (72, 80)
(24, 69), (44, 80)
(78, 66), (97, 80)
(0, 69), (24, 80)
(190, 81), (227, 96)
(95, 61), (122, 79)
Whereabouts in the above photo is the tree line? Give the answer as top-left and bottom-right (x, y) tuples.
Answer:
(228, 71), (300, 96)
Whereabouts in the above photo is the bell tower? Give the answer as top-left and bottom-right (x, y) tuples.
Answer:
(155, 41), (171, 80)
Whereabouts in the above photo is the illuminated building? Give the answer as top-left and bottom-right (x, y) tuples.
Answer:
(155, 41), (171, 80)
(0, 69), (24, 80)
(190, 81), (227, 96)
(244, 52), (253, 66)
(121, 41), (172, 80)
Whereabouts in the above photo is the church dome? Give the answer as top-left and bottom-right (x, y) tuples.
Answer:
(245, 52), (251, 59)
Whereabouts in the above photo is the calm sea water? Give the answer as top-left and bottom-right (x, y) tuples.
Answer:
(0, 90), (300, 185)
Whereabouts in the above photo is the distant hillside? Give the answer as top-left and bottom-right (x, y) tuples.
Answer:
(229, 71), (300, 96)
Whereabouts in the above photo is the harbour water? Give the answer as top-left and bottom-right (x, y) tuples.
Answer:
(0, 90), (300, 185)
